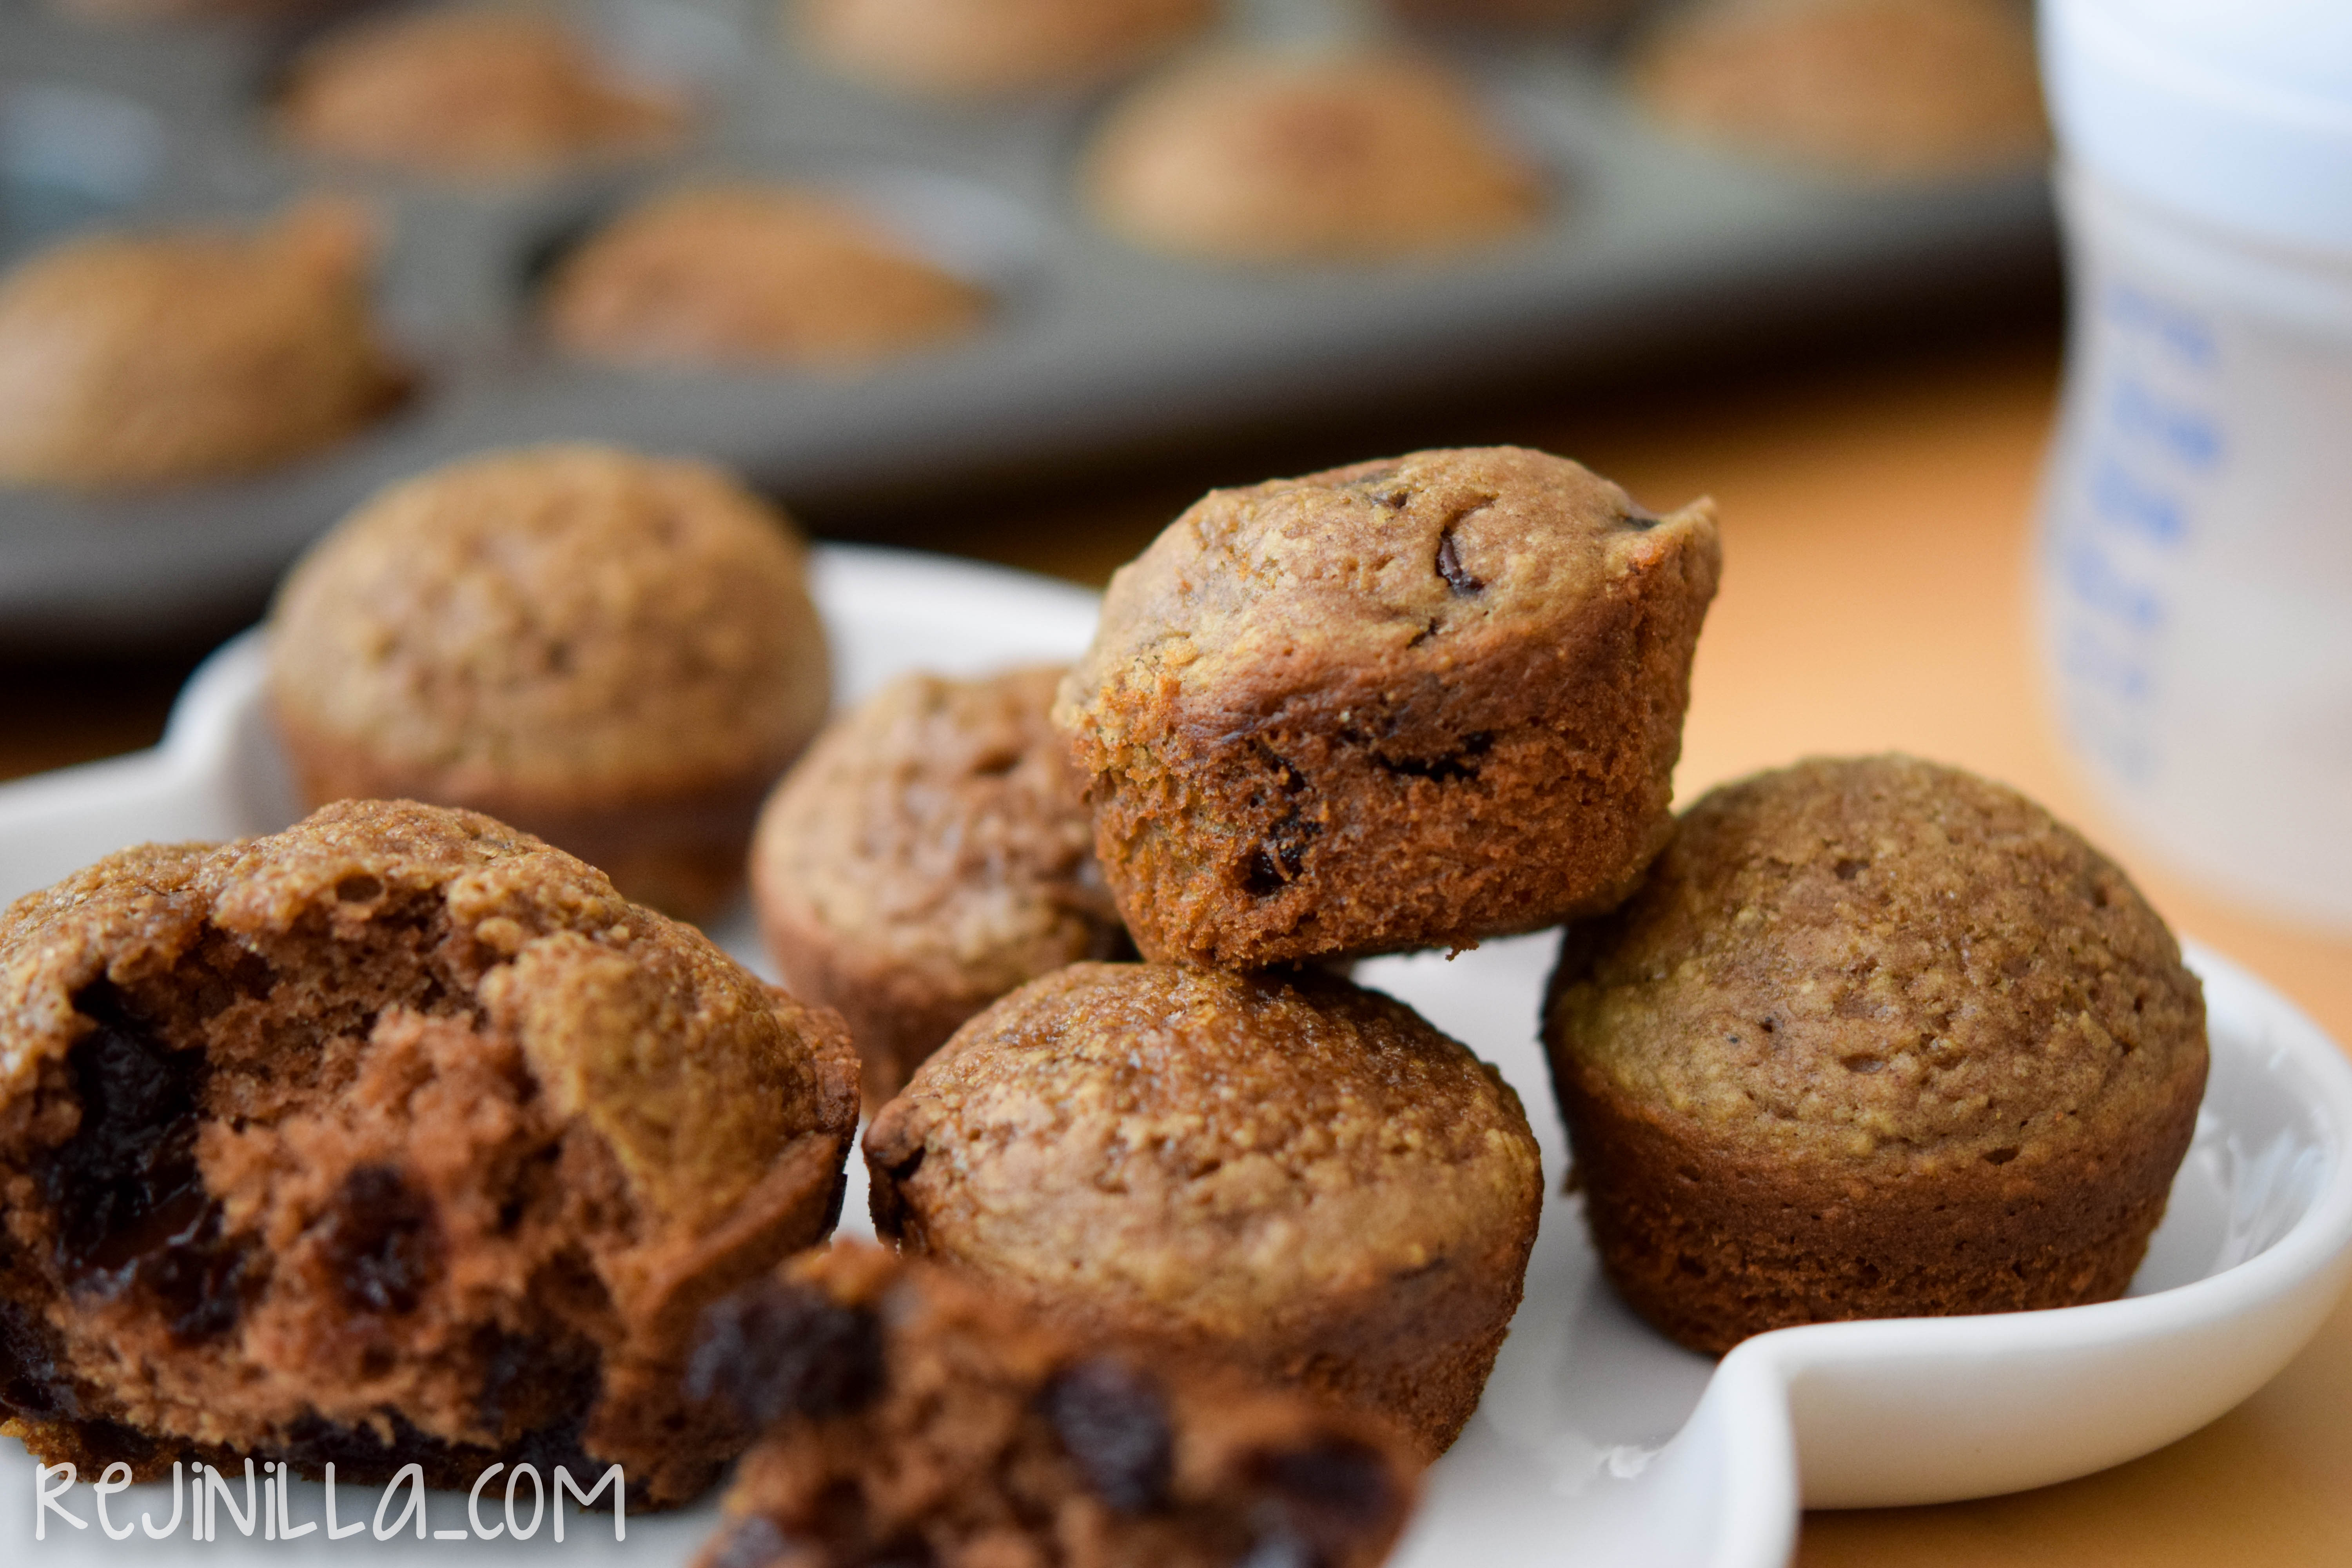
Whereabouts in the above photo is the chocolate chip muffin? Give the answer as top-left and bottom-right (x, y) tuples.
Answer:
(1544, 755), (2209, 1356)
(277, 9), (686, 178)
(865, 962), (1544, 1458)
(751, 666), (1128, 1107)
(544, 184), (989, 370)
(1055, 446), (1721, 969)
(267, 445), (831, 921)
(0, 800), (861, 1504)
(1083, 49), (1546, 263)
(793, 0), (1217, 98)
(1630, 0), (2048, 179)
(687, 1243), (1417, 1568)
(0, 202), (407, 492)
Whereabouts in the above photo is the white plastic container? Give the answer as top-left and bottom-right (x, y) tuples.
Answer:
(2036, 0), (2352, 931)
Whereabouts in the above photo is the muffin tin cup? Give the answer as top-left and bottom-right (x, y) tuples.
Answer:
(1, 546), (2347, 1567)
(0, 0), (2050, 646)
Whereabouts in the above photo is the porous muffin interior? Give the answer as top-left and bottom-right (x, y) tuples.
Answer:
(1056, 445), (1720, 966)
(0, 802), (858, 1500)
(864, 961), (1543, 1455)
(687, 1243), (1417, 1568)
(1545, 755), (2208, 1351)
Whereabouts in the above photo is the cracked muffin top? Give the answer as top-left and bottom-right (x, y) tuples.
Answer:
(1545, 755), (2208, 1174)
(268, 444), (829, 808)
(1059, 446), (1717, 755)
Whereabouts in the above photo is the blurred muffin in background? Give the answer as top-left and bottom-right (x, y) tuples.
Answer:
(1382, 0), (1640, 30)
(0, 200), (406, 491)
(545, 184), (989, 370)
(794, 0), (1217, 99)
(1630, 0), (2048, 179)
(751, 665), (1128, 1107)
(268, 445), (830, 920)
(278, 8), (687, 178)
(48, 0), (341, 22)
(1083, 50), (1545, 263)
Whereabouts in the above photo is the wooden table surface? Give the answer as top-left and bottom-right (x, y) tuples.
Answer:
(4, 328), (2347, 1564)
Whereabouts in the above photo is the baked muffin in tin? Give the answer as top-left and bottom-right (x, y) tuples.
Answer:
(1083, 49), (1546, 263)
(794, 0), (1218, 99)
(0, 800), (860, 1504)
(865, 961), (1543, 1459)
(268, 444), (831, 920)
(0, 201), (407, 492)
(1544, 755), (2208, 1354)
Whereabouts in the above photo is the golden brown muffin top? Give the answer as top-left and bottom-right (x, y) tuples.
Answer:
(755, 666), (1121, 993)
(0, 800), (858, 1237)
(267, 444), (830, 808)
(1083, 49), (1544, 262)
(1058, 445), (1718, 750)
(277, 8), (686, 177)
(794, 0), (1216, 98)
(1631, 0), (2048, 179)
(865, 962), (1543, 1337)
(1546, 755), (2208, 1175)
(544, 184), (989, 369)
(0, 202), (406, 492)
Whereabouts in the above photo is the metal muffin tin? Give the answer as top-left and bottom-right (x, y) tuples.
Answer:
(0, 0), (2053, 645)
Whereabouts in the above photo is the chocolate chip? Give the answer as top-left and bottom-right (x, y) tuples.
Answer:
(320, 1165), (439, 1316)
(0, 1298), (77, 1421)
(1373, 731), (1493, 784)
(688, 1279), (885, 1428)
(1254, 1439), (1396, 1532)
(1435, 530), (1484, 596)
(1042, 1357), (1173, 1514)
(1240, 816), (1318, 898)
(704, 1516), (788, 1568)
(1833, 858), (1868, 882)
(1620, 503), (1661, 530)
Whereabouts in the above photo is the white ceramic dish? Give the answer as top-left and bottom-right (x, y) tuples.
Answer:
(2, 545), (2349, 1568)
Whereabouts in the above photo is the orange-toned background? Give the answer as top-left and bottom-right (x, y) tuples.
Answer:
(6, 330), (2347, 1564)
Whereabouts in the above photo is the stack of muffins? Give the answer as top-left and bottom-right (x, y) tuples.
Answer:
(0, 434), (2210, 1568)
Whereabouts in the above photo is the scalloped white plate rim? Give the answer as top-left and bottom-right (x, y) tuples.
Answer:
(0, 544), (2345, 1568)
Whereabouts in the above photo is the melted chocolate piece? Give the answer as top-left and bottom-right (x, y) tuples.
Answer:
(1435, 530), (1484, 596)
(688, 1279), (885, 1428)
(1042, 1357), (1174, 1514)
(0, 1296), (77, 1420)
(38, 985), (253, 1342)
(320, 1164), (439, 1316)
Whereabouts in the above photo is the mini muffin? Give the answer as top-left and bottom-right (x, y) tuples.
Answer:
(267, 445), (830, 920)
(0, 202), (406, 492)
(544, 184), (989, 370)
(1383, 0), (1639, 29)
(865, 962), (1544, 1458)
(278, 8), (686, 178)
(0, 800), (861, 1504)
(687, 1242), (1417, 1568)
(1082, 49), (1545, 263)
(793, 0), (1217, 98)
(751, 666), (1127, 1107)
(1055, 445), (1721, 969)
(1631, 0), (2048, 179)
(1544, 755), (2209, 1356)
